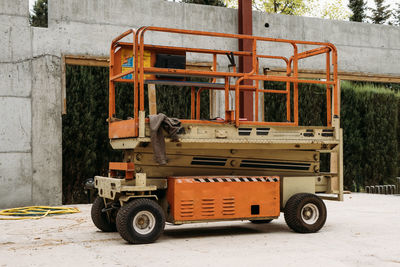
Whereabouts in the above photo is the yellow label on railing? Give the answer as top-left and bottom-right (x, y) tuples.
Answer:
(121, 49), (151, 80)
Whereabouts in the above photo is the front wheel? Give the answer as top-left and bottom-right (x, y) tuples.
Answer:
(116, 198), (165, 244)
(284, 193), (327, 233)
(91, 196), (117, 232)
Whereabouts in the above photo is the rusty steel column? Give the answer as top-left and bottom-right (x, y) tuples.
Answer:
(238, 0), (253, 121)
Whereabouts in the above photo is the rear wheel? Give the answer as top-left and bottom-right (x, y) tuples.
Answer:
(249, 219), (273, 224)
(116, 198), (165, 244)
(91, 196), (117, 232)
(284, 193), (327, 233)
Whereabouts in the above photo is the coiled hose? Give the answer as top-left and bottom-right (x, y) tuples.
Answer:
(0, 206), (80, 220)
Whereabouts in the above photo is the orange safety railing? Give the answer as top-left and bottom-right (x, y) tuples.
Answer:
(109, 27), (338, 138)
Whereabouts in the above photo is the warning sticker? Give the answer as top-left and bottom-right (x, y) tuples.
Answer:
(120, 49), (151, 80)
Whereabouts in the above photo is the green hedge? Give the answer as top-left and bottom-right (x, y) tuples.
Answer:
(63, 66), (117, 203)
(264, 82), (327, 126)
(264, 81), (399, 190)
(341, 82), (398, 190)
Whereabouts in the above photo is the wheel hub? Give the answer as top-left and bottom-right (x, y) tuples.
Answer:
(133, 211), (156, 235)
(301, 203), (319, 225)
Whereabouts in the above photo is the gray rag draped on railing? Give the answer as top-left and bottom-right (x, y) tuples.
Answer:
(149, 113), (183, 165)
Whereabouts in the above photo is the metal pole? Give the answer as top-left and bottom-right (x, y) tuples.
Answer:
(238, 0), (253, 121)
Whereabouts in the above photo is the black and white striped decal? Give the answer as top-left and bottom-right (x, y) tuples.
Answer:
(193, 177), (279, 183)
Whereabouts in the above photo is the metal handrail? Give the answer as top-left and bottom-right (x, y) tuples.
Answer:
(109, 26), (338, 136)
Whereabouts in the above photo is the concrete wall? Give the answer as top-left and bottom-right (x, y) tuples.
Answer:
(0, 0), (33, 207)
(46, 0), (400, 75)
(0, 0), (399, 208)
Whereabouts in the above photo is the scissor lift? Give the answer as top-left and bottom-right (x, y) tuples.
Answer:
(91, 26), (343, 244)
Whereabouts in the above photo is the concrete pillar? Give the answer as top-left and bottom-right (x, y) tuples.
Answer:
(31, 56), (62, 205)
(0, 0), (33, 208)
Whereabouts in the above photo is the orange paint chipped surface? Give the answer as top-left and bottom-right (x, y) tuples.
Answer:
(108, 120), (136, 139)
(167, 176), (280, 222)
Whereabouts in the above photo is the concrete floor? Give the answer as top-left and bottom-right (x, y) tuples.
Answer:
(0, 193), (399, 267)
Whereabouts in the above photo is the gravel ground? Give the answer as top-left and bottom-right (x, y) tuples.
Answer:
(0, 193), (399, 267)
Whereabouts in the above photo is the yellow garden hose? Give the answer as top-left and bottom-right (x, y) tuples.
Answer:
(0, 206), (80, 220)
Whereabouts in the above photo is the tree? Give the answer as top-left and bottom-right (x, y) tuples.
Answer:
(392, 3), (400, 26)
(30, 0), (48, 27)
(225, 0), (309, 15)
(251, 0), (310, 15)
(318, 0), (351, 20)
(369, 0), (392, 24)
(182, 0), (225, 6)
(348, 0), (367, 22)
(226, 0), (350, 19)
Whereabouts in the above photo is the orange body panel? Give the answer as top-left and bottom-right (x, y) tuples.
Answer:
(109, 162), (135, 179)
(167, 176), (280, 222)
(109, 120), (136, 139)
(109, 162), (135, 171)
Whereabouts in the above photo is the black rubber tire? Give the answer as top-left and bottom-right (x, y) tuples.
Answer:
(116, 198), (165, 244)
(249, 219), (273, 224)
(284, 193), (327, 233)
(91, 196), (117, 232)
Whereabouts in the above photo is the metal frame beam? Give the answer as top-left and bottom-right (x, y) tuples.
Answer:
(238, 0), (253, 121)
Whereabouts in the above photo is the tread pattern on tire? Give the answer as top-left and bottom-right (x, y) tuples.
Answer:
(91, 196), (117, 232)
(284, 193), (327, 233)
(116, 198), (165, 244)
